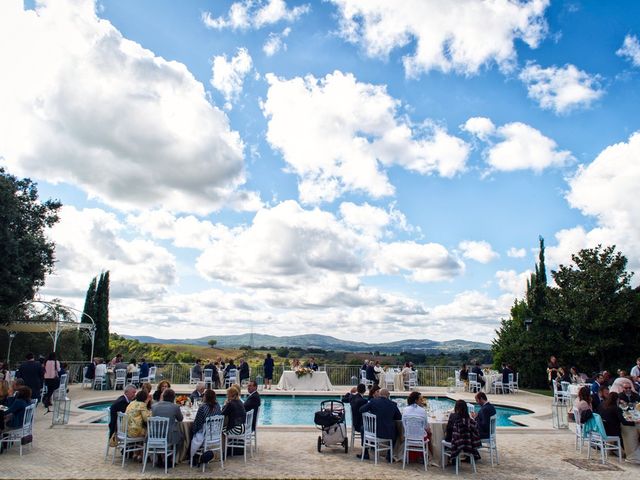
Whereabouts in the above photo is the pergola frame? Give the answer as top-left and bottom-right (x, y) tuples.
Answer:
(1, 300), (96, 364)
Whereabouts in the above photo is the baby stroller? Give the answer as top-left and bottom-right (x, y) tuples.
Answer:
(314, 400), (348, 453)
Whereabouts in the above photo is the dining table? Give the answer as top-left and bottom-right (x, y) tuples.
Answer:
(621, 408), (640, 463)
(176, 405), (198, 462)
(276, 371), (333, 391)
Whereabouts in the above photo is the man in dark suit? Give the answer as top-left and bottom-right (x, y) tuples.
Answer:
(365, 362), (378, 386)
(85, 358), (97, 380)
(472, 362), (486, 388)
(243, 380), (261, 430)
(501, 363), (513, 385)
(350, 383), (368, 451)
(108, 384), (136, 437)
(359, 388), (401, 460)
(307, 357), (319, 371)
(16, 353), (43, 402)
(474, 392), (496, 439)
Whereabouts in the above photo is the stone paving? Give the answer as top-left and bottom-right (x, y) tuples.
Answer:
(1, 384), (638, 479)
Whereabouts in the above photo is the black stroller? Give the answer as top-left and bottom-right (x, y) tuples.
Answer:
(314, 399), (348, 453)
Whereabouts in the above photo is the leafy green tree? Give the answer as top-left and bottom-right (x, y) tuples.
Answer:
(549, 245), (636, 373)
(94, 271), (110, 358)
(207, 339), (217, 348)
(80, 277), (98, 358)
(0, 168), (61, 317)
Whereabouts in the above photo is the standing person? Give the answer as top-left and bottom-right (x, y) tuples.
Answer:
(350, 383), (368, 452)
(473, 392), (496, 440)
(108, 384), (137, 438)
(238, 359), (250, 384)
(16, 353), (42, 404)
(366, 361), (378, 387)
(85, 358), (97, 381)
(263, 353), (274, 390)
(42, 352), (61, 411)
(243, 380), (261, 431)
(547, 356), (560, 388)
(138, 358), (149, 381)
(190, 389), (222, 463)
(358, 389), (401, 461)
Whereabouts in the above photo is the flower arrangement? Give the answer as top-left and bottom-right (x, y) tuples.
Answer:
(176, 395), (190, 406)
(295, 367), (313, 378)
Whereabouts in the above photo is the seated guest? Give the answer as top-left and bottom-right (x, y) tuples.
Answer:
(290, 359), (301, 372)
(141, 382), (153, 396)
(473, 392), (496, 439)
(555, 367), (571, 391)
(110, 353), (123, 368)
(618, 381), (640, 404)
(95, 358), (107, 380)
(192, 359), (203, 381)
(575, 386), (593, 424)
(306, 357), (319, 371)
(125, 389), (152, 439)
(3, 386), (32, 430)
(114, 356), (128, 373)
(602, 370), (613, 387)
(85, 358), (97, 380)
(151, 388), (184, 449)
(138, 358), (149, 380)
(222, 386), (246, 434)
(401, 362), (412, 386)
(225, 359), (237, 377)
(591, 374), (604, 396)
(366, 361), (378, 387)
(0, 374), (10, 406)
(190, 389), (222, 461)
(471, 362), (485, 388)
(341, 386), (357, 403)
(459, 364), (469, 387)
(361, 360), (369, 374)
(597, 392), (635, 440)
(204, 359), (219, 388)
(501, 364), (513, 385)
(350, 384), (368, 449)
(109, 384), (137, 438)
(238, 359), (250, 383)
(5, 379), (25, 407)
(243, 380), (261, 431)
(403, 391), (429, 428)
(126, 358), (137, 380)
(444, 400), (481, 462)
(610, 376), (637, 394)
(152, 380), (171, 402)
(569, 367), (581, 384)
(358, 388), (401, 461)
(373, 361), (384, 383)
(190, 382), (206, 403)
(592, 384), (609, 411)
(368, 384), (381, 400)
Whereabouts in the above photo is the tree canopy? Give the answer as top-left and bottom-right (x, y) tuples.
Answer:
(0, 168), (61, 317)
(492, 241), (639, 388)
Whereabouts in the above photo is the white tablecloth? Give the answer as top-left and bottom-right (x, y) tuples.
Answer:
(277, 371), (333, 391)
(484, 374), (501, 393)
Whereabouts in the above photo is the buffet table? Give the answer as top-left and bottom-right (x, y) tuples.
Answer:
(277, 371), (333, 391)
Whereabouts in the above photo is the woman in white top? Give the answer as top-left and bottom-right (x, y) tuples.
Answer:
(403, 391), (430, 435)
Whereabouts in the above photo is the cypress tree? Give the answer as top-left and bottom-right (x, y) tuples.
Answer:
(80, 276), (98, 358)
(94, 271), (110, 358)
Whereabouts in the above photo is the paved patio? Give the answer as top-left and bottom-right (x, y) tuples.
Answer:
(1, 384), (638, 479)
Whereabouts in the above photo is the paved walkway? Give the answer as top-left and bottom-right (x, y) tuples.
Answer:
(1, 385), (637, 479)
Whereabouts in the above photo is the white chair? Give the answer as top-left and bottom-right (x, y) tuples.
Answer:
(190, 368), (201, 384)
(573, 407), (587, 452)
(492, 377), (505, 394)
(360, 370), (373, 388)
(479, 415), (499, 465)
(468, 373), (481, 393)
(142, 417), (176, 473)
(112, 412), (145, 467)
(361, 412), (393, 465)
(509, 372), (519, 393)
(250, 407), (259, 453)
(442, 440), (477, 475)
(148, 366), (157, 383)
(401, 416), (428, 471)
(404, 371), (418, 390)
(454, 370), (465, 390)
(224, 409), (254, 463)
(0, 403), (35, 455)
(93, 374), (107, 390)
(204, 369), (214, 389)
(191, 415), (224, 471)
(225, 369), (238, 388)
(384, 371), (395, 390)
(58, 373), (68, 393)
(587, 431), (622, 464)
(113, 369), (126, 390)
(40, 384), (48, 404)
(81, 366), (93, 389)
(130, 369), (140, 386)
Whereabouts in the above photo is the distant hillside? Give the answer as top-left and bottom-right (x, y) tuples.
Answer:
(123, 333), (489, 353)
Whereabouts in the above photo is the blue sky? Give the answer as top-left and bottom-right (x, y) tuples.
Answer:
(1, 0), (639, 343)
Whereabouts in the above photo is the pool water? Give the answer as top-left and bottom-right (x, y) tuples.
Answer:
(81, 395), (529, 427)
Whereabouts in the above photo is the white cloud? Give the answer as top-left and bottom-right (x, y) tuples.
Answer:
(548, 131), (640, 276)
(461, 117), (495, 141)
(616, 34), (640, 67)
(495, 269), (531, 299)
(44, 206), (177, 301)
(262, 70), (469, 203)
(519, 62), (604, 114)
(263, 27), (291, 56)
(0, 0), (251, 214)
(339, 202), (392, 238)
(458, 240), (499, 263)
(486, 122), (573, 172)
(331, 0), (549, 77)
(507, 247), (527, 258)
(202, 0), (309, 31)
(211, 47), (253, 109)
(375, 242), (464, 282)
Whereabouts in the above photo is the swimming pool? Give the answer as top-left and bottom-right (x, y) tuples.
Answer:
(80, 395), (530, 427)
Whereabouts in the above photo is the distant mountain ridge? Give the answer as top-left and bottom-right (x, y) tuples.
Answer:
(123, 333), (489, 353)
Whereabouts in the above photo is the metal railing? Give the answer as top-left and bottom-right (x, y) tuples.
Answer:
(62, 361), (458, 387)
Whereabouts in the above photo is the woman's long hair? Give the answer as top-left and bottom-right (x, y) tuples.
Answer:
(203, 389), (217, 406)
(454, 399), (470, 420)
(603, 391), (619, 410)
(578, 385), (592, 404)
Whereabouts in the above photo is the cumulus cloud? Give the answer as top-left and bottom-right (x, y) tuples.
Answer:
(263, 27), (291, 56)
(461, 117), (495, 141)
(519, 62), (604, 114)
(330, 0), (549, 77)
(211, 47), (253, 109)
(375, 242), (464, 282)
(262, 70), (469, 203)
(44, 206), (177, 302)
(0, 0), (252, 214)
(202, 0), (309, 31)
(458, 240), (499, 263)
(616, 34), (640, 67)
(495, 269), (531, 299)
(485, 122), (573, 172)
(507, 247), (527, 258)
(547, 132), (640, 276)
